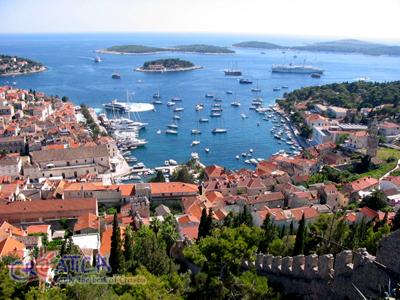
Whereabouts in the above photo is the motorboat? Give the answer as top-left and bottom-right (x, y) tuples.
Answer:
(226, 91), (233, 95)
(195, 104), (204, 111)
(191, 140), (201, 146)
(205, 94), (214, 98)
(165, 129), (178, 135)
(171, 96), (182, 102)
(199, 118), (209, 123)
(231, 101), (241, 107)
(174, 107), (184, 112)
(210, 112), (222, 117)
(173, 115), (181, 120)
(212, 128), (227, 134)
(191, 129), (201, 135)
(167, 124), (178, 129)
(204, 148), (210, 153)
(167, 101), (175, 106)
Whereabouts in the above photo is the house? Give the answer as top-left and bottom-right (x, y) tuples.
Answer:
(154, 204), (171, 217)
(346, 131), (369, 150)
(327, 106), (348, 119)
(63, 182), (123, 206)
(204, 165), (225, 180)
(379, 122), (400, 137)
(99, 227), (125, 258)
(247, 192), (285, 209)
(0, 154), (22, 177)
(0, 198), (98, 224)
(343, 176), (379, 201)
(176, 214), (199, 240)
(73, 213), (99, 234)
(149, 182), (199, 200)
(25, 144), (110, 179)
(305, 114), (331, 128)
(26, 224), (52, 241)
(380, 176), (400, 192)
(0, 136), (26, 154)
(72, 233), (100, 253)
(318, 184), (339, 208)
(0, 236), (26, 259)
(287, 190), (319, 208)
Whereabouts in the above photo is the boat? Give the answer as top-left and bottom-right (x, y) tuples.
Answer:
(156, 129), (161, 134)
(271, 63), (324, 74)
(273, 87), (281, 92)
(226, 91), (233, 95)
(249, 148), (254, 153)
(171, 96), (182, 102)
(133, 162), (145, 169)
(167, 124), (178, 129)
(224, 69), (242, 76)
(174, 107), (184, 112)
(204, 148), (210, 153)
(241, 113), (247, 119)
(214, 97), (223, 102)
(111, 73), (121, 79)
(311, 73), (321, 78)
(191, 129), (201, 135)
(125, 157), (138, 163)
(94, 56), (101, 63)
(169, 159), (178, 166)
(191, 152), (199, 159)
(250, 158), (258, 165)
(199, 118), (209, 123)
(205, 94), (214, 98)
(231, 101), (241, 107)
(210, 112), (222, 117)
(191, 140), (200, 146)
(239, 78), (252, 84)
(165, 129), (178, 135)
(212, 128), (227, 134)
(281, 86), (289, 89)
(152, 100), (163, 105)
(173, 115), (181, 120)
(167, 101), (175, 106)
(153, 90), (161, 99)
(251, 87), (261, 92)
(211, 107), (223, 112)
(245, 159), (251, 164)
(103, 99), (128, 112)
(236, 155), (240, 160)
(195, 104), (204, 111)
(241, 152), (247, 157)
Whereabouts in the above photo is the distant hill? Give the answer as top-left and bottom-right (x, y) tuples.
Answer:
(232, 39), (400, 56)
(232, 41), (283, 49)
(100, 44), (234, 54)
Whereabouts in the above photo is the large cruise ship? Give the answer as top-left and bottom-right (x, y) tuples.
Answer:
(271, 63), (324, 74)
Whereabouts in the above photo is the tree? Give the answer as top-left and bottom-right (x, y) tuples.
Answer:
(170, 166), (195, 183)
(150, 217), (161, 238)
(360, 190), (389, 211)
(149, 170), (166, 182)
(293, 214), (306, 255)
(160, 215), (179, 257)
(109, 213), (124, 275)
(198, 208), (209, 239)
(123, 225), (135, 272)
(393, 209), (400, 231)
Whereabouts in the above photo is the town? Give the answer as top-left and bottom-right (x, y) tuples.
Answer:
(0, 83), (399, 299)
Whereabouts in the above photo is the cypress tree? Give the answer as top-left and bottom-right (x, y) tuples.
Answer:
(198, 208), (208, 239)
(205, 208), (214, 235)
(109, 213), (124, 274)
(393, 209), (400, 231)
(289, 220), (294, 235)
(293, 213), (306, 255)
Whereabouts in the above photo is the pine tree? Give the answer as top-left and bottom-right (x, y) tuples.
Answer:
(109, 213), (124, 274)
(198, 208), (208, 239)
(293, 213), (306, 255)
(149, 170), (165, 182)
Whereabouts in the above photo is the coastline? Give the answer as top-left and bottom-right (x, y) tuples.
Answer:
(0, 66), (47, 77)
(134, 65), (202, 73)
(96, 49), (234, 55)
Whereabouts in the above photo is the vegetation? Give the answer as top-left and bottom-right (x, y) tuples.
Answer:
(232, 39), (400, 56)
(0, 54), (44, 75)
(109, 213), (124, 274)
(148, 170), (166, 182)
(80, 104), (101, 139)
(141, 58), (195, 70)
(105, 44), (234, 54)
(170, 165), (196, 183)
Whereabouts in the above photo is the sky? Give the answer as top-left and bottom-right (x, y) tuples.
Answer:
(1, 0), (400, 41)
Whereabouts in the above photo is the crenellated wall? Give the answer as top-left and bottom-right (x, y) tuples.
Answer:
(245, 230), (400, 300)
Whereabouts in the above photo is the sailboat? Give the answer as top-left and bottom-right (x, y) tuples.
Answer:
(153, 89), (161, 99)
(212, 116), (228, 134)
(251, 80), (261, 92)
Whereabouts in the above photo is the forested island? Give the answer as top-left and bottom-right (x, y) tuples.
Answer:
(0, 54), (45, 76)
(233, 39), (400, 56)
(98, 44), (234, 54)
(135, 58), (201, 72)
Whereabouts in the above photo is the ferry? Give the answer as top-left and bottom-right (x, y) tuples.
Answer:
(111, 73), (121, 79)
(272, 64), (324, 74)
(239, 78), (252, 84)
(212, 128), (227, 134)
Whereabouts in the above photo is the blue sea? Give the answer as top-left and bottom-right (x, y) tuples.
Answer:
(1, 33), (400, 170)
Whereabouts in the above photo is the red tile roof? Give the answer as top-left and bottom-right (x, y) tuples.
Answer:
(347, 177), (379, 193)
(74, 213), (99, 232)
(150, 182), (198, 195)
(26, 224), (50, 235)
(0, 236), (25, 258)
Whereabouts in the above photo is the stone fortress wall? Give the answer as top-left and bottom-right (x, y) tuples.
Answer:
(245, 230), (400, 299)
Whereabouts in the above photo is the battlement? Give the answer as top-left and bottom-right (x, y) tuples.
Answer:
(252, 247), (376, 280)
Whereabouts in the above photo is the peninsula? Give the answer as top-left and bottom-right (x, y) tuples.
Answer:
(0, 54), (46, 76)
(233, 39), (400, 56)
(135, 58), (201, 72)
(98, 44), (234, 54)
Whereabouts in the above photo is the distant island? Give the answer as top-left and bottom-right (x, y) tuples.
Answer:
(233, 39), (400, 56)
(0, 54), (45, 76)
(98, 44), (234, 54)
(135, 58), (201, 72)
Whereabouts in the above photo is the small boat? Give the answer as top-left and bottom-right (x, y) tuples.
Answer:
(205, 94), (214, 98)
(153, 91), (161, 99)
(251, 87), (261, 92)
(94, 56), (101, 63)
(204, 148), (210, 153)
(241, 153), (247, 157)
(231, 101), (241, 107)
(226, 91), (233, 95)
(152, 100), (162, 105)
(211, 107), (223, 112)
(214, 98), (223, 102)
(171, 96), (182, 102)
(210, 112), (222, 117)
(199, 118), (209, 123)
(195, 104), (204, 111)
(191, 152), (199, 160)
(191, 140), (201, 146)
(236, 155), (240, 160)
(174, 107), (184, 112)
(311, 73), (321, 78)
(212, 128), (227, 134)
(212, 103), (222, 107)
(156, 129), (162, 134)
(250, 158), (258, 165)
(245, 159), (251, 164)
(169, 159), (178, 166)
(173, 115), (181, 120)
(239, 78), (252, 84)
(241, 113), (247, 119)
(111, 73), (121, 79)
(167, 101), (175, 106)
(191, 129), (201, 135)
(281, 86), (289, 89)
(165, 129), (178, 135)
(167, 124), (178, 129)
(273, 87), (281, 92)
(249, 148), (254, 153)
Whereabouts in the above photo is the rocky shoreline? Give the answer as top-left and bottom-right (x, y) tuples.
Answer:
(134, 65), (202, 73)
(0, 66), (47, 77)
